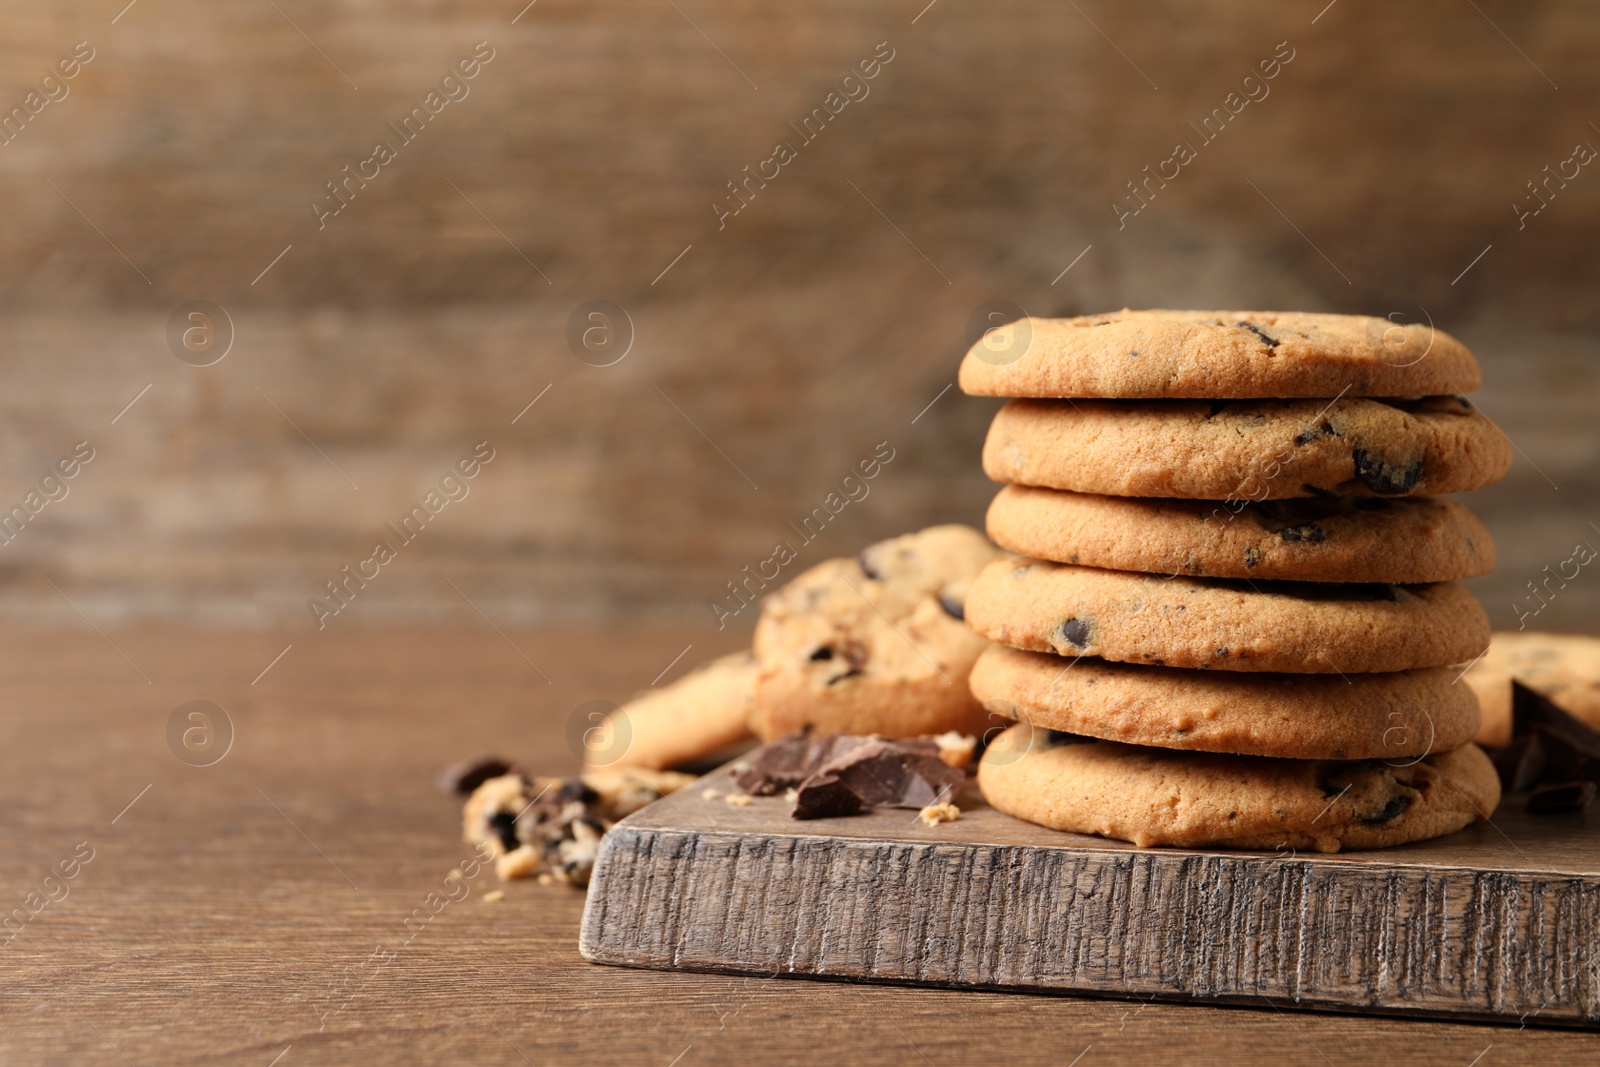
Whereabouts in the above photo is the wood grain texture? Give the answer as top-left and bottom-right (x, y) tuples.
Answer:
(0, 2), (1597, 629)
(584, 765), (1600, 1027)
(9, 625), (1600, 1064)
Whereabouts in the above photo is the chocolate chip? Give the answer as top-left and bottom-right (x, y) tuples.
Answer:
(1243, 547), (1261, 569)
(438, 755), (523, 795)
(938, 593), (965, 621)
(1277, 522), (1327, 543)
(1527, 780), (1597, 814)
(809, 646), (834, 661)
(557, 779), (598, 805)
(487, 811), (521, 851)
(1215, 646), (1229, 658)
(827, 667), (864, 685)
(1129, 349), (1140, 358)
(857, 550), (881, 580)
(1057, 618), (1091, 649)
(791, 772), (863, 819)
(1237, 321), (1280, 348)
(1363, 792), (1413, 824)
(1352, 449), (1425, 495)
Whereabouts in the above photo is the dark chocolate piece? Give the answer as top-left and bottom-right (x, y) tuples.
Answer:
(1352, 449), (1425, 495)
(438, 755), (523, 795)
(791, 772), (864, 819)
(938, 593), (965, 621)
(1236, 321), (1280, 347)
(1276, 522), (1326, 543)
(1057, 618), (1091, 649)
(857, 550), (881, 580)
(1362, 792), (1413, 825)
(1527, 780), (1597, 815)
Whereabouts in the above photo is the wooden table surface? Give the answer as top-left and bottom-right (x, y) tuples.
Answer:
(3, 625), (1596, 1066)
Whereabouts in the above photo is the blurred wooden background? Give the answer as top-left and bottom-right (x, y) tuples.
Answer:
(0, 0), (1596, 635)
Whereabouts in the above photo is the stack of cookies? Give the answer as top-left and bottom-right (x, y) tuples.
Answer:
(960, 309), (1511, 853)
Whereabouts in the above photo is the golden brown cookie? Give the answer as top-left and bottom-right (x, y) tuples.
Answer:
(958, 309), (1481, 399)
(968, 645), (1479, 759)
(1463, 631), (1600, 740)
(750, 525), (1006, 740)
(985, 484), (1495, 584)
(965, 558), (1489, 673)
(584, 651), (757, 771)
(982, 396), (1511, 500)
(977, 724), (1500, 852)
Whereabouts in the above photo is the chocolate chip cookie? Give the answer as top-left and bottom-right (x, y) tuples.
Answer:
(982, 396), (1511, 500)
(958, 309), (1481, 399)
(965, 558), (1489, 673)
(585, 651), (757, 772)
(1465, 631), (1600, 739)
(986, 484), (1495, 584)
(969, 645), (1478, 759)
(750, 524), (1007, 740)
(976, 723), (1500, 852)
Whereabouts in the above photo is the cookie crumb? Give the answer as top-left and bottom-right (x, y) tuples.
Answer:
(495, 844), (538, 881)
(700, 788), (721, 801)
(482, 889), (506, 904)
(931, 731), (977, 769)
(783, 788), (799, 803)
(724, 793), (752, 807)
(536, 873), (555, 886)
(919, 802), (961, 826)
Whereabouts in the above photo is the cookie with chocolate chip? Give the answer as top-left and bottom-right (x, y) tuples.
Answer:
(750, 525), (1007, 740)
(969, 644), (1479, 759)
(965, 558), (1489, 673)
(976, 723), (1500, 852)
(1464, 631), (1600, 741)
(585, 651), (757, 772)
(986, 484), (1495, 584)
(982, 396), (1511, 500)
(959, 309), (1481, 399)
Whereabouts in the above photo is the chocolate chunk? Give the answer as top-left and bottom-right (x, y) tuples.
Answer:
(1293, 421), (1335, 445)
(1491, 733), (1548, 793)
(1057, 618), (1091, 649)
(827, 667), (864, 685)
(1362, 792), (1413, 824)
(732, 733), (868, 795)
(1236, 321), (1280, 347)
(1129, 348), (1140, 358)
(822, 738), (964, 810)
(741, 733), (965, 819)
(1352, 449), (1425, 495)
(1527, 780), (1597, 814)
(487, 811), (521, 851)
(1243, 547), (1261, 569)
(1497, 682), (1600, 792)
(1277, 522), (1326, 543)
(938, 593), (965, 621)
(857, 550), (881, 580)
(791, 772), (863, 819)
(809, 646), (834, 661)
(438, 755), (523, 795)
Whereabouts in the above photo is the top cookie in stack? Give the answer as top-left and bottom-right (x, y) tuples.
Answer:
(961, 309), (1510, 853)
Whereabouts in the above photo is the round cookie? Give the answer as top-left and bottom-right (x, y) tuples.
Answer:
(965, 558), (1489, 673)
(968, 645), (1479, 759)
(585, 651), (757, 772)
(1466, 631), (1600, 736)
(982, 396), (1512, 500)
(958, 309), (1481, 399)
(986, 484), (1495, 584)
(750, 525), (1007, 741)
(977, 724), (1500, 853)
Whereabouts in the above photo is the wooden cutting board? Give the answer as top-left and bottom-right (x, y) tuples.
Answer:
(580, 762), (1600, 1028)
